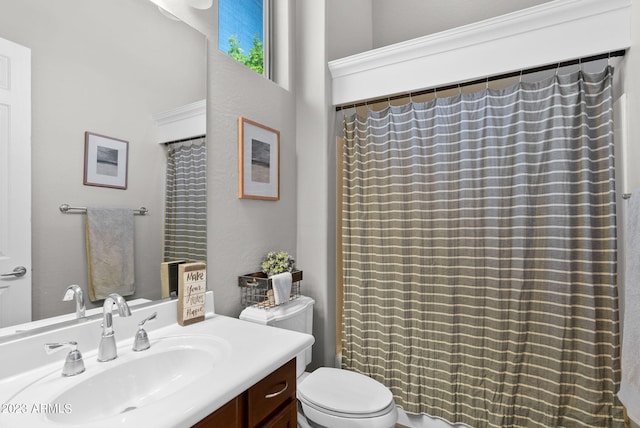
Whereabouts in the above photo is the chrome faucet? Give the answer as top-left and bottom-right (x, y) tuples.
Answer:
(98, 293), (131, 362)
(62, 284), (86, 319)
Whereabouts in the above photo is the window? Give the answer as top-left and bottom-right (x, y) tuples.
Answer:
(218, 0), (269, 77)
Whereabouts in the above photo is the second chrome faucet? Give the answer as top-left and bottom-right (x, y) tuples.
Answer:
(98, 293), (131, 362)
(63, 284), (86, 319)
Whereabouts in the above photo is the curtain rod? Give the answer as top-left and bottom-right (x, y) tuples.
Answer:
(335, 50), (626, 112)
(163, 134), (206, 145)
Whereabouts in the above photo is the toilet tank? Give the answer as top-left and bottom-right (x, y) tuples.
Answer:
(239, 295), (315, 376)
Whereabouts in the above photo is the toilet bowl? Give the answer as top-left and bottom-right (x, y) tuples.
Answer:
(239, 296), (398, 428)
(297, 367), (398, 428)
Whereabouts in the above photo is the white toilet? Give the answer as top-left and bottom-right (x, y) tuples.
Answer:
(239, 295), (398, 428)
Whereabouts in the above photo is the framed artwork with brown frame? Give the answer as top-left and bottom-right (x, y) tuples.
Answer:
(238, 117), (280, 201)
(83, 131), (129, 190)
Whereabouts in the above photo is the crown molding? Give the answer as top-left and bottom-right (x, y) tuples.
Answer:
(153, 99), (206, 143)
(153, 99), (206, 125)
(329, 0), (631, 106)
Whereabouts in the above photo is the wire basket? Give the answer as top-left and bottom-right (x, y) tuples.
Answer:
(238, 270), (303, 308)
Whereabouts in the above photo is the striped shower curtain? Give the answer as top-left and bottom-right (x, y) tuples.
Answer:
(163, 137), (207, 262)
(341, 68), (623, 427)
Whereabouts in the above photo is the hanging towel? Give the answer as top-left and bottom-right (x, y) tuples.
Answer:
(271, 272), (292, 305)
(619, 191), (640, 423)
(85, 207), (135, 301)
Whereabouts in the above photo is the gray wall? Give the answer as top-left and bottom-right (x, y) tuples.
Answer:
(371, 0), (553, 48)
(295, 1), (335, 370)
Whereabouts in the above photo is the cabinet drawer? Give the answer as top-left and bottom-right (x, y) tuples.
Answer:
(259, 399), (297, 428)
(248, 358), (296, 427)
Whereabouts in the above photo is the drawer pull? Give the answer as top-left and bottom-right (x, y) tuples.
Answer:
(264, 381), (288, 399)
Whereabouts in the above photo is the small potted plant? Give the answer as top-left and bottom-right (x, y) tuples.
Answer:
(261, 251), (295, 277)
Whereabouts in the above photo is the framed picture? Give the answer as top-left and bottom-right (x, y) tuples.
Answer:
(238, 117), (280, 200)
(83, 132), (129, 190)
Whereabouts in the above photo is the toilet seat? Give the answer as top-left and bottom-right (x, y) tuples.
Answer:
(297, 367), (397, 427)
(299, 394), (397, 418)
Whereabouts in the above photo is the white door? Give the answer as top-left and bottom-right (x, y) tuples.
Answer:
(0, 37), (31, 327)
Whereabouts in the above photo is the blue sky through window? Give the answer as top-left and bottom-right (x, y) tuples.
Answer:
(218, 0), (263, 56)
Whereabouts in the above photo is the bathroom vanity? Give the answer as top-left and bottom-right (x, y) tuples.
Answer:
(0, 293), (312, 427)
(194, 358), (297, 427)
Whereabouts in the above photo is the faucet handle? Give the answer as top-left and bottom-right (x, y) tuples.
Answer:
(133, 312), (157, 352)
(45, 341), (85, 377)
(138, 312), (157, 327)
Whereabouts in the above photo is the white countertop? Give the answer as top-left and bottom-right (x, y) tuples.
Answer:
(0, 294), (314, 427)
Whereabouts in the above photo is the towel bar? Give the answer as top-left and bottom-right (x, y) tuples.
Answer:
(59, 204), (149, 216)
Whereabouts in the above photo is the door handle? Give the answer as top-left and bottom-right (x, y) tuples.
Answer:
(1, 266), (27, 278)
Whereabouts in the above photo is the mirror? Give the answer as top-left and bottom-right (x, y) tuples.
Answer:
(0, 0), (207, 330)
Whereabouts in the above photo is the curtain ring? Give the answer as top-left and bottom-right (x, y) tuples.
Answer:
(519, 70), (523, 83)
(458, 84), (462, 95)
(486, 77), (489, 90)
(409, 92), (414, 104)
(555, 62), (560, 76)
(434, 87), (438, 99)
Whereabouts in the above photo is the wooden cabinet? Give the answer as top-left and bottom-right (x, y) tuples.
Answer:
(193, 358), (296, 428)
(259, 400), (297, 428)
(192, 394), (245, 428)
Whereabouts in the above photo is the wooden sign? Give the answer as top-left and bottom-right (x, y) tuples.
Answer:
(177, 262), (206, 326)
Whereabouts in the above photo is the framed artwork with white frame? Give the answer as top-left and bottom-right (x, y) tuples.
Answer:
(238, 117), (280, 201)
(83, 131), (129, 190)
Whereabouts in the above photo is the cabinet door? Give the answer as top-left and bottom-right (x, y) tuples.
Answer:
(259, 399), (297, 428)
(248, 358), (296, 427)
(192, 394), (245, 428)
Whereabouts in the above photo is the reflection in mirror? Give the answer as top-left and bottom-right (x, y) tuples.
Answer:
(0, 0), (206, 332)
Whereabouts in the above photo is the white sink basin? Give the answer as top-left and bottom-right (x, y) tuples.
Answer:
(3, 335), (231, 426)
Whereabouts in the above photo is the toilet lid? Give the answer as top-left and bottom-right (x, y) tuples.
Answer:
(297, 368), (394, 416)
